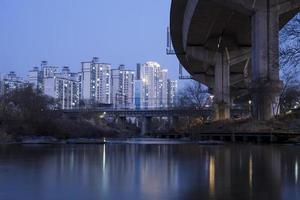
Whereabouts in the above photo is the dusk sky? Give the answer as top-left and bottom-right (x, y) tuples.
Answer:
(0, 0), (189, 83)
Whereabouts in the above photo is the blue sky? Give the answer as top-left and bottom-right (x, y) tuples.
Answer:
(0, 0), (188, 82)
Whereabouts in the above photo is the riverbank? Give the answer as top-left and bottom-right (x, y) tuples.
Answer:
(0, 137), (194, 145)
(0, 117), (138, 144)
(187, 112), (300, 135)
(1, 135), (300, 145)
(0, 136), (191, 145)
(2, 110), (300, 145)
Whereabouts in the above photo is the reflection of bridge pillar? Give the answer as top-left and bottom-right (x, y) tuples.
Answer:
(251, 4), (283, 120)
(141, 116), (152, 136)
(214, 56), (230, 121)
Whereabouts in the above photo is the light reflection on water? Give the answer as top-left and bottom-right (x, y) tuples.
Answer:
(209, 155), (215, 198)
(0, 144), (299, 200)
(249, 154), (253, 189)
(295, 160), (298, 184)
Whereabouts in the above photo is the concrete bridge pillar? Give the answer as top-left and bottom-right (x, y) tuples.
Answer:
(214, 55), (230, 121)
(185, 46), (231, 121)
(141, 116), (152, 136)
(251, 3), (283, 120)
(118, 116), (127, 128)
(169, 116), (180, 129)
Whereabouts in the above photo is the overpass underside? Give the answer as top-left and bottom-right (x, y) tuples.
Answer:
(170, 0), (300, 120)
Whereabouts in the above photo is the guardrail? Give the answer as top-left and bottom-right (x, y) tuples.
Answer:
(59, 107), (214, 117)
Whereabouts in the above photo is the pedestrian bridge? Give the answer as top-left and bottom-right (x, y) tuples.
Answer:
(62, 107), (213, 118)
(61, 107), (247, 135)
(62, 108), (212, 135)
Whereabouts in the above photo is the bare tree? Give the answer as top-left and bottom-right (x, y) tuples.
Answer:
(177, 81), (209, 108)
(278, 13), (300, 114)
(280, 14), (300, 67)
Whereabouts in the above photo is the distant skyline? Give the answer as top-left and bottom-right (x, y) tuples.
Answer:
(0, 0), (189, 83)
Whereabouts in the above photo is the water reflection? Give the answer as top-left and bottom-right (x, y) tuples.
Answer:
(249, 154), (253, 189)
(0, 145), (299, 200)
(295, 160), (298, 184)
(102, 144), (106, 172)
(209, 156), (215, 198)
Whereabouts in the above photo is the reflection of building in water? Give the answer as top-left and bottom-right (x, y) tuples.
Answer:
(206, 146), (284, 200)
(98, 145), (183, 198)
(3, 143), (297, 199)
(139, 145), (180, 195)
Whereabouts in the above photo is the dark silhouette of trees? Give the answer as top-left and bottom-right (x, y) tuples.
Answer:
(0, 86), (56, 122)
(0, 86), (118, 138)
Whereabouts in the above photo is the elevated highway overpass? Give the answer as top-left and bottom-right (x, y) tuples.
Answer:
(170, 0), (300, 120)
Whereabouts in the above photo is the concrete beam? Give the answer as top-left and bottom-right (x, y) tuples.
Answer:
(186, 46), (250, 66)
(276, 0), (300, 15)
(207, 0), (253, 15)
(231, 74), (245, 85)
(183, 0), (199, 47)
(186, 46), (217, 65)
(228, 49), (251, 66)
(193, 73), (214, 88)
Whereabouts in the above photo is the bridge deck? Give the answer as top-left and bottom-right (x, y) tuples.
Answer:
(61, 108), (213, 117)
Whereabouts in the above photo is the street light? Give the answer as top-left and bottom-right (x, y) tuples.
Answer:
(100, 112), (106, 119)
(248, 100), (252, 117)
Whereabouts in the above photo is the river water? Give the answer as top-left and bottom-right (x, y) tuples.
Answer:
(0, 144), (299, 200)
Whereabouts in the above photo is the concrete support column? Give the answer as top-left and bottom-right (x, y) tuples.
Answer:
(141, 116), (152, 136)
(214, 55), (230, 120)
(118, 116), (127, 129)
(171, 116), (179, 129)
(251, 3), (283, 120)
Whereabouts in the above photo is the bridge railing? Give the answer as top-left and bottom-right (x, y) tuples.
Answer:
(61, 106), (214, 113)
